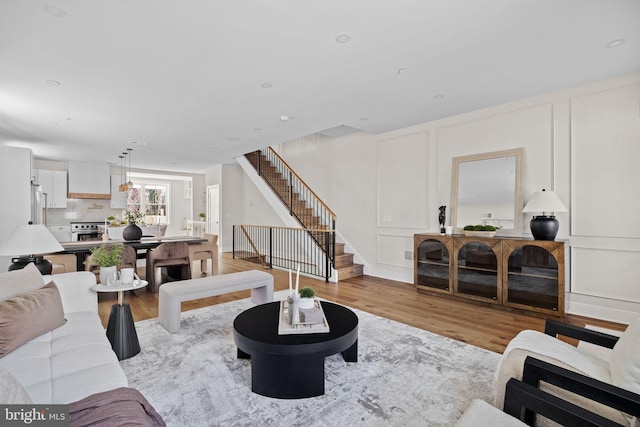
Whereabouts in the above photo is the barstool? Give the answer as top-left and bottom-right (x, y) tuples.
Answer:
(146, 242), (191, 293)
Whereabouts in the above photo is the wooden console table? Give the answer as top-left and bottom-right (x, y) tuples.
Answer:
(414, 233), (566, 316)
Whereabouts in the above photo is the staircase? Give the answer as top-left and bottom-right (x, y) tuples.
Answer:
(245, 149), (363, 281)
(334, 243), (363, 280)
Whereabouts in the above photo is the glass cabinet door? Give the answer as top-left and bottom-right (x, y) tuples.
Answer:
(416, 238), (451, 292)
(505, 245), (559, 311)
(455, 240), (500, 301)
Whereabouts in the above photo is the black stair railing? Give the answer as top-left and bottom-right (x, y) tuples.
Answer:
(233, 225), (334, 282)
(245, 148), (336, 267)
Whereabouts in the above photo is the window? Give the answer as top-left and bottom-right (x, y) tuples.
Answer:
(127, 183), (169, 224)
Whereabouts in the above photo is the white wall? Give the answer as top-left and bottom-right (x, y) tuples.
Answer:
(268, 73), (640, 323)
(212, 73), (640, 323)
(205, 164), (250, 252)
(0, 146), (32, 271)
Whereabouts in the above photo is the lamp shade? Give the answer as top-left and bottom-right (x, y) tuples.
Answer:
(522, 189), (567, 214)
(0, 223), (64, 256)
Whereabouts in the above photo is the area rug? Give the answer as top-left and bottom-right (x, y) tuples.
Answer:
(121, 292), (501, 426)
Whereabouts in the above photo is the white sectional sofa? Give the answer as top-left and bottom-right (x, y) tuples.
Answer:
(0, 265), (128, 404)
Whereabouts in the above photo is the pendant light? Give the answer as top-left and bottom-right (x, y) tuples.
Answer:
(118, 155), (126, 192)
(125, 148), (133, 189)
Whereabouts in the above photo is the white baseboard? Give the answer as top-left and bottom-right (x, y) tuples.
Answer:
(567, 293), (640, 325)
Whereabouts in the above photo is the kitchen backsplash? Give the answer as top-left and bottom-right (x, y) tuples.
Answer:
(45, 199), (127, 225)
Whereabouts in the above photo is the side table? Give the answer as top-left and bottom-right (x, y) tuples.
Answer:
(92, 280), (148, 361)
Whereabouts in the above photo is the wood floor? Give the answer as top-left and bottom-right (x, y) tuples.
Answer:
(97, 252), (626, 354)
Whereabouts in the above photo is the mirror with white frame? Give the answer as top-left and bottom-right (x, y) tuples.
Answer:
(451, 148), (523, 234)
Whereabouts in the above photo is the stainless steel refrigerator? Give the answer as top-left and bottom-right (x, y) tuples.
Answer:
(30, 182), (45, 225)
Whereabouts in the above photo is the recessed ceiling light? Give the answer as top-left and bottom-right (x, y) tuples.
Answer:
(253, 128), (262, 131)
(129, 140), (147, 145)
(606, 39), (626, 48)
(46, 80), (61, 86)
(335, 33), (351, 44)
(397, 67), (407, 74)
(433, 94), (445, 100)
(260, 83), (273, 89)
(280, 115), (290, 121)
(359, 117), (369, 121)
(42, 4), (67, 18)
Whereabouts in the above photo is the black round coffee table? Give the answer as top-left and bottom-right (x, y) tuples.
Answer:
(233, 300), (358, 399)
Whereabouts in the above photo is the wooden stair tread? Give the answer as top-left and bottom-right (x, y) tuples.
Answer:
(246, 150), (364, 281)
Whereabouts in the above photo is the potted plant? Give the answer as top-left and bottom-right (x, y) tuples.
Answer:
(299, 287), (316, 309)
(123, 209), (144, 241)
(199, 212), (206, 220)
(87, 244), (125, 285)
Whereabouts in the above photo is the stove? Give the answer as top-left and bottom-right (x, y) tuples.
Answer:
(70, 222), (102, 241)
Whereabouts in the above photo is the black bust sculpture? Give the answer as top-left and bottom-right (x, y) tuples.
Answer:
(438, 206), (446, 233)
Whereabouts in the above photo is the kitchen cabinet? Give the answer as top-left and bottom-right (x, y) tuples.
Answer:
(110, 175), (127, 208)
(414, 233), (566, 316)
(37, 169), (67, 208)
(67, 161), (110, 199)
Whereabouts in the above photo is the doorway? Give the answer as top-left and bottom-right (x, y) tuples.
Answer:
(207, 185), (220, 237)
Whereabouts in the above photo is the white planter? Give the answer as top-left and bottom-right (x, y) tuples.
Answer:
(99, 265), (117, 285)
(299, 297), (315, 309)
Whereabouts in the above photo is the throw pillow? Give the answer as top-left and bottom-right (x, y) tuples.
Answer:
(0, 281), (66, 358)
(0, 367), (32, 404)
(0, 263), (45, 302)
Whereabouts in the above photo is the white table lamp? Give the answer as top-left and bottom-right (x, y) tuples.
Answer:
(522, 189), (567, 241)
(0, 222), (65, 274)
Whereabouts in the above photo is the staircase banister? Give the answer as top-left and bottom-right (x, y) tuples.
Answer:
(267, 147), (337, 220)
(236, 224), (335, 233)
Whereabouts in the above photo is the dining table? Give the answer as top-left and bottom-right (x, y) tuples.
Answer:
(60, 236), (207, 272)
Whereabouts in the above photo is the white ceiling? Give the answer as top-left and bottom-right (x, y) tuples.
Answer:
(1, 1), (638, 173)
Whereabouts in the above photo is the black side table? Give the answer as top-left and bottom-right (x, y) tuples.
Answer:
(233, 301), (358, 399)
(92, 281), (148, 360)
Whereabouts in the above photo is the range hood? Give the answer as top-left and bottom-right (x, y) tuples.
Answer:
(67, 161), (111, 199)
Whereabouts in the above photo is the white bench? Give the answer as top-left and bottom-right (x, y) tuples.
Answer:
(159, 270), (274, 333)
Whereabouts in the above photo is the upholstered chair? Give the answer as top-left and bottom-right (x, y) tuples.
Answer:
(146, 241), (191, 292)
(459, 355), (640, 426)
(188, 233), (218, 277)
(494, 318), (639, 425)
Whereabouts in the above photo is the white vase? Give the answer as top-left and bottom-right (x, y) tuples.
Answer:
(299, 297), (315, 309)
(99, 265), (117, 285)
